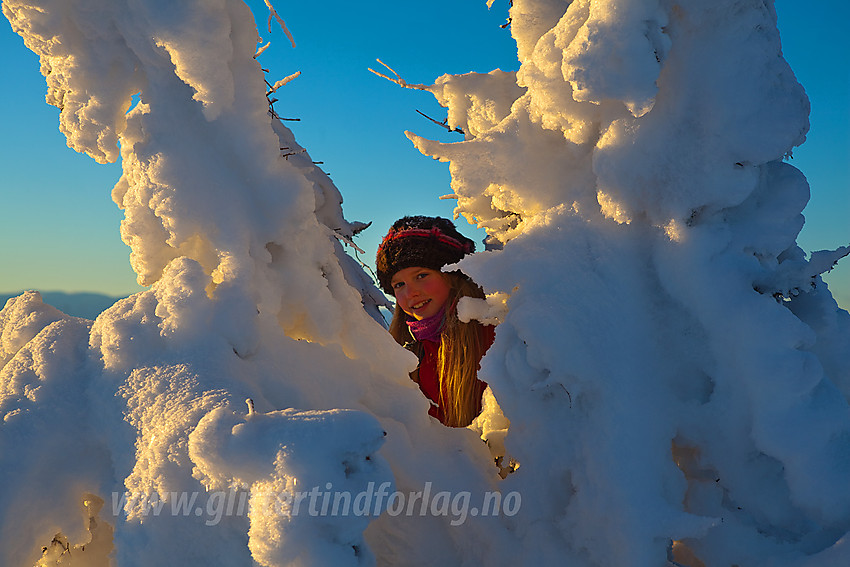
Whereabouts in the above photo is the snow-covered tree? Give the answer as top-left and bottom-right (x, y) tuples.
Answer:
(1, 0), (848, 566)
(407, 1), (850, 564)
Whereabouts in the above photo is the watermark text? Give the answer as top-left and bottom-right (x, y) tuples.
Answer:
(112, 482), (521, 527)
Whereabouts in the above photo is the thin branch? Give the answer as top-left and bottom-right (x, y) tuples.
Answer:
(265, 80), (299, 121)
(267, 71), (301, 95)
(367, 59), (429, 90)
(281, 149), (307, 159)
(415, 109), (465, 135)
(330, 225), (382, 287)
(333, 230), (366, 255)
(264, 0), (296, 48)
(355, 248), (381, 285)
(254, 42), (271, 59)
(353, 243), (381, 283)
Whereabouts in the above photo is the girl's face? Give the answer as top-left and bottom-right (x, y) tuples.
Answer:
(390, 266), (452, 320)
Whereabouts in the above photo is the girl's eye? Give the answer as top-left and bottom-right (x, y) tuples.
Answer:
(393, 281), (405, 289)
(416, 272), (428, 279)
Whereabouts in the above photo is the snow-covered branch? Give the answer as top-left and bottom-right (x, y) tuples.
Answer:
(367, 59), (429, 91)
(267, 71), (301, 95)
(253, 41), (271, 59)
(263, 0), (295, 48)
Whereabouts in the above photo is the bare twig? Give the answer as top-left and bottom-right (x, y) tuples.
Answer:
(559, 384), (573, 408)
(356, 249), (381, 284)
(330, 225), (382, 285)
(265, 81), (282, 120)
(354, 245), (381, 283)
(415, 109), (465, 135)
(281, 149), (307, 159)
(265, 80), (300, 121)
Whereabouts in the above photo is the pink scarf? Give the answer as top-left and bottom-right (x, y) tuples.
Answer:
(406, 303), (447, 343)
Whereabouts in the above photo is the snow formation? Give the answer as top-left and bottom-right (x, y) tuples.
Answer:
(2, 0), (849, 566)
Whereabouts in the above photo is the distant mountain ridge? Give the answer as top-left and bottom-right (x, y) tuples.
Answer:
(0, 291), (126, 320)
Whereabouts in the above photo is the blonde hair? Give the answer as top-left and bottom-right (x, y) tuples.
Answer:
(390, 272), (488, 427)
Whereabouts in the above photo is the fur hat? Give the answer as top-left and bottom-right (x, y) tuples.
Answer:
(376, 216), (475, 294)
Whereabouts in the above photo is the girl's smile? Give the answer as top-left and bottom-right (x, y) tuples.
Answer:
(390, 266), (452, 320)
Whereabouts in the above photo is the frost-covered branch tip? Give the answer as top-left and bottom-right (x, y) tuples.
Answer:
(254, 41), (271, 59)
(264, 0), (296, 48)
(368, 59), (429, 91)
(267, 71), (301, 95)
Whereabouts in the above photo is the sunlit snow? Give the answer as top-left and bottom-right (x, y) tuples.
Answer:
(2, 0), (849, 566)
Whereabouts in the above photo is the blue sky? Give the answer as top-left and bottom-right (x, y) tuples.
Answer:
(0, 0), (847, 307)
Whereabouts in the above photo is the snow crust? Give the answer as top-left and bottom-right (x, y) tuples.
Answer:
(2, 0), (849, 566)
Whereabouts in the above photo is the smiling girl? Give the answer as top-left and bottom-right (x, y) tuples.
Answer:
(376, 216), (495, 427)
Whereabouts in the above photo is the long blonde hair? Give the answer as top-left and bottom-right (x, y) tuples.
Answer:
(390, 272), (488, 427)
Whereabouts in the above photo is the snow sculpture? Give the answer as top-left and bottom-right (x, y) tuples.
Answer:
(2, 0), (849, 566)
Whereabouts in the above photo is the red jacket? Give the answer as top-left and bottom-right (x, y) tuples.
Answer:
(413, 324), (496, 426)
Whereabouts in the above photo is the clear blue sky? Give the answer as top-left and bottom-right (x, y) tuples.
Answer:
(1, 0), (847, 307)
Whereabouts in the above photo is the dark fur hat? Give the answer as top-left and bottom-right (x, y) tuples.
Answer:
(375, 216), (475, 294)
